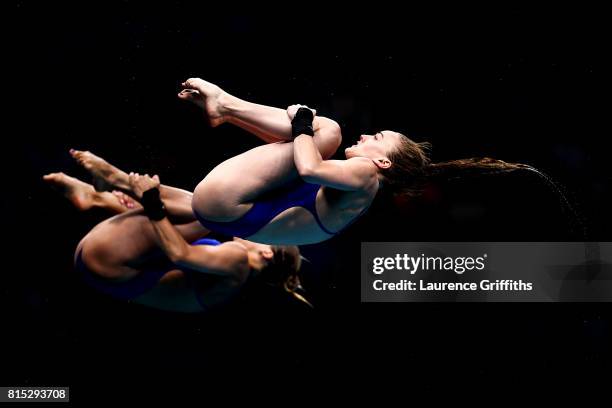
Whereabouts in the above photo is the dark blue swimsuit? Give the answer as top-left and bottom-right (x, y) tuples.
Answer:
(75, 238), (221, 302)
(195, 179), (352, 238)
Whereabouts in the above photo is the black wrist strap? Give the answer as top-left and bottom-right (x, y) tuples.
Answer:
(291, 107), (314, 137)
(141, 188), (166, 221)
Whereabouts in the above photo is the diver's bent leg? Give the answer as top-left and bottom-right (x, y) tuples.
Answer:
(70, 150), (196, 221)
(221, 95), (342, 159)
(193, 141), (299, 221)
(43, 172), (133, 214)
(180, 79), (342, 158)
(156, 185), (196, 223)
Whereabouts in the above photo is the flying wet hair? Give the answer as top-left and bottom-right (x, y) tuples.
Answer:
(378, 133), (586, 238)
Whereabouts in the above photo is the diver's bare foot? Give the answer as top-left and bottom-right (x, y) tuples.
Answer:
(43, 172), (97, 211)
(178, 78), (227, 127)
(69, 149), (130, 191)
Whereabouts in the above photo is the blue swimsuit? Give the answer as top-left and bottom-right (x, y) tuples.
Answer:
(75, 238), (221, 301)
(194, 179), (342, 238)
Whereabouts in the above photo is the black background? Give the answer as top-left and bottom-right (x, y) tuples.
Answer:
(6, 1), (611, 401)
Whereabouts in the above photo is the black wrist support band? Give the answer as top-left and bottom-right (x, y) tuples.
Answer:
(291, 107), (315, 137)
(141, 188), (166, 221)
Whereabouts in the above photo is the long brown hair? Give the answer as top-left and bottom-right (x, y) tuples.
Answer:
(258, 245), (313, 307)
(379, 134), (531, 198)
(378, 133), (585, 237)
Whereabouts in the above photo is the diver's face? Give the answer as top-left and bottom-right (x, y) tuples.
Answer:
(344, 130), (402, 160)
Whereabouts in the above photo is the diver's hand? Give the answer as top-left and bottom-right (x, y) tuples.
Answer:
(129, 173), (161, 199)
(287, 104), (316, 121)
(112, 190), (138, 209)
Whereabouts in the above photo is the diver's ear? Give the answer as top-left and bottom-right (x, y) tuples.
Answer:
(261, 248), (274, 260)
(373, 157), (392, 169)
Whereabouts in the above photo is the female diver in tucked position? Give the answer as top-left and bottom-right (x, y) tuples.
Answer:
(43, 159), (309, 313)
(76, 78), (531, 245)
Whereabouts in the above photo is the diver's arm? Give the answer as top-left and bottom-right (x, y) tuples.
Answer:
(149, 218), (248, 277)
(294, 134), (378, 191)
(131, 174), (248, 277)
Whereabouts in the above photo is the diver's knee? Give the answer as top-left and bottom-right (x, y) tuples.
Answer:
(317, 117), (342, 141)
(315, 117), (342, 159)
(76, 239), (124, 280)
